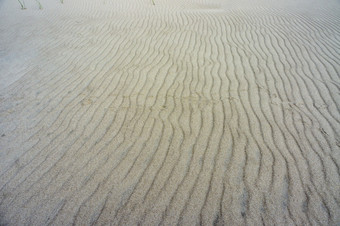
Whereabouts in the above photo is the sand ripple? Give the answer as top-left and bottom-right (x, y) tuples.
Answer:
(0, 0), (339, 224)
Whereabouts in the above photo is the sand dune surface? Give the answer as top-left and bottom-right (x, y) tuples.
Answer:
(0, 0), (340, 225)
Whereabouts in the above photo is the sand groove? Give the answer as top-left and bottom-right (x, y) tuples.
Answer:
(0, 0), (339, 225)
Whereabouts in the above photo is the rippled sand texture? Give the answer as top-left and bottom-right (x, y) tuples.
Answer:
(0, 0), (339, 225)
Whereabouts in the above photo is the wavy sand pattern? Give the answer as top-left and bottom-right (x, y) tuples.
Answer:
(0, 0), (339, 225)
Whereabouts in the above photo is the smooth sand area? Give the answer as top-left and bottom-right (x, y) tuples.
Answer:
(0, 0), (339, 225)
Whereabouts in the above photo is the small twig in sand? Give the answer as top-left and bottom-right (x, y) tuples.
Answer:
(60, 0), (64, 3)
(17, 0), (26, 9)
(152, 0), (155, 5)
(35, 0), (43, 9)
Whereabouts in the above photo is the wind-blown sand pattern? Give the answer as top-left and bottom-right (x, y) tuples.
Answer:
(0, 0), (340, 225)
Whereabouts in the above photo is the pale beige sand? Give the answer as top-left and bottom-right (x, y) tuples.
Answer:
(0, 0), (340, 225)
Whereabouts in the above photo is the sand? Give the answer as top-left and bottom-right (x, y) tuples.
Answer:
(0, 0), (339, 224)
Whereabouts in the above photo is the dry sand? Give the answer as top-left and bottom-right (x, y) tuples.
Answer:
(0, 0), (340, 225)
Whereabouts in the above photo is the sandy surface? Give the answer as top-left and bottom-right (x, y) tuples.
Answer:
(0, 0), (340, 225)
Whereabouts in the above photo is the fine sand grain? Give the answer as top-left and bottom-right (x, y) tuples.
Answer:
(0, 0), (339, 225)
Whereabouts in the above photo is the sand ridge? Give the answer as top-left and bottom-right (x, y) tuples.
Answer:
(0, 0), (339, 225)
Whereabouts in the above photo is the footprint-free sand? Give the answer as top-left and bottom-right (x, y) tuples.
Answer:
(0, 0), (339, 224)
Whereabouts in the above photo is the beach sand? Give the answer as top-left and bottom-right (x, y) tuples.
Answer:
(0, 0), (339, 224)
